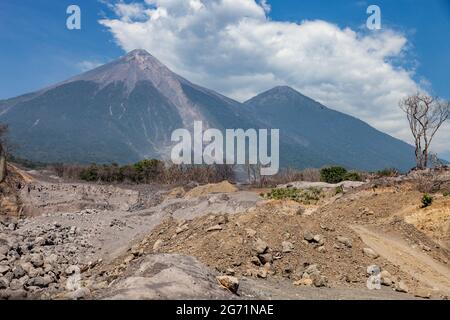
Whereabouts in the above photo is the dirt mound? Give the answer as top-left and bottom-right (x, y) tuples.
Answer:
(140, 201), (407, 289)
(184, 181), (238, 198)
(135, 182), (450, 298)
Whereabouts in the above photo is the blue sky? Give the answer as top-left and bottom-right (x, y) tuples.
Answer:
(0, 0), (449, 157)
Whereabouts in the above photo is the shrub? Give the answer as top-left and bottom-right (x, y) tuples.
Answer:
(335, 185), (344, 195)
(320, 166), (348, 183)
(133, 159), (163, 183)
(75, 160), (235, 185)
(376, 168), (399, 177)
(79, 165), (99, 182)
(421, 194), (433, 208)
(443, 191), (449, 197)
(262, 187), (323, 204)
(344, 171), (362, 182)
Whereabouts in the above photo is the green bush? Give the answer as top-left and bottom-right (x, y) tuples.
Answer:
(421, 194), (433, 208)
(133, 159), (163, 183)
(263, 187), (323, 204)
(320, 166), (347, 183)
(320, 166), (362, 183)
(443, 191), (449, 197)
(79, 165), (99, 181)
(76, 159), (235, 185)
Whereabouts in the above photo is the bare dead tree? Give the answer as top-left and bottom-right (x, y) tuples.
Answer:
(0, 123), (8, 182)
(399, 93), (449, 169)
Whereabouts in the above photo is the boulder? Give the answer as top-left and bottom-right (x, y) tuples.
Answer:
(395, 280), (409, 293)
(363, 247), (379, 259)
(217, 276), (239, 294)
(281, 241), (294, 253)
(337, 236), (352, 248)
(254, 239), (268, 254)
(303, 231), (314, 242)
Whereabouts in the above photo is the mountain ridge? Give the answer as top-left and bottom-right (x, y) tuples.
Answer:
(0, 49), (417, 171)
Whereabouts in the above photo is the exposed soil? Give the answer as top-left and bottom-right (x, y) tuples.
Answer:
(1, 165), (449, 300)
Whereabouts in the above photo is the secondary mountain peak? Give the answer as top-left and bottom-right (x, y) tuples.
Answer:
(244, 85), (318, 108)
(268, 85), (299, 94)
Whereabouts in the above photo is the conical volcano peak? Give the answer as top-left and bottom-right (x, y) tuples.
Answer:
(127, 49), (152, 57)
(65, 49), (174, 93)
(122, 49), (166, 71)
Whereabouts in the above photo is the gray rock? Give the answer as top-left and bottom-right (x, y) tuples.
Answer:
(217, 215), (228, 225)
(303, 231), (314, 242)
(66, 287), (91, 300)
(0, 245), (8, 256)
(217, 276), (239, 294)
(9, 279), (23, 291)
(312, 274), (328, 287)
(152, 239), (163, 251)
(337, 236), (353, 248)
(44, 254), (58, 265)
(225, 268), (235, 276)
(313, 234), (325, 245)
(0, 265), (10, 275)
(258, 253), (273, 264)
(305, 264), (320, 275)
(0, 276), (10, 289)
(363, 247), (379, 259)
(395, 280), (409, 293)
(250, 256), (261, 266)
(104, 254), (234, 299)
(30, 253), (44, 268)
(175, 224), (189, 234)
(28, 267), (43, 278)
(7, 289), (27, 300)
(254, 239), (268, 254)
(281, 241), (294, 253)
(131, 245), (144, 257)
(27, 275), (53, 288)
(245, 228), (257, 237)
(34, 237), (46, 246)
(380, 270), (393, 286)
(12, 266), (26, 279)
(65, 265), (80, 276)
(206, 225), (223, 232)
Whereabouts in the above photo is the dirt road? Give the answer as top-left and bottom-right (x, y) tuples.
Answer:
(352, 225), (450, 295)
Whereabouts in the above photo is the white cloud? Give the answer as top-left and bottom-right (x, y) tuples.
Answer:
(99, 0), (450, 156)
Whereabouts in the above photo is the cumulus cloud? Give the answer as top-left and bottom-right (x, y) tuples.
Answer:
(99, 0), (450, 156)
